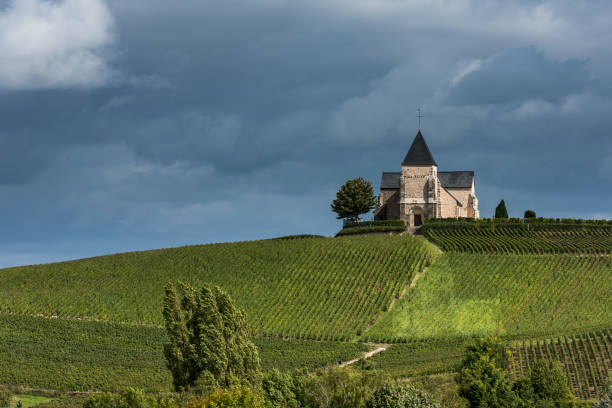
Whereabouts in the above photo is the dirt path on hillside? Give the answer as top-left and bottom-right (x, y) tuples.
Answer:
(339, 346), (388, 367)
(364, 266), (428, 333)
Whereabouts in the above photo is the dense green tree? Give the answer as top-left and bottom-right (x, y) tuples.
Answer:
(457, 338), (519, 408)
(261, 369), (303, 408)
(524, 210), (536, 219)
(495, 200), (509, 219)
(365, 384), (440, 408)
(189, 387), (263, 408)
(528, 360), (573, 405)
(163, 282), (261, 392)
(331, 178), (378, 222)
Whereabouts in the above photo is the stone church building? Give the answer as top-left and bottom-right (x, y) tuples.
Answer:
(374, 130), (479, 227)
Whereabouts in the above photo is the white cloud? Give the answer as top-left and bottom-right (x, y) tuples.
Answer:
(503, 99), (556, 120)
(0, 0), (117, 90)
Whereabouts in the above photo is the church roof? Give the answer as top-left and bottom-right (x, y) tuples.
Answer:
(401, 130), (437, 166)
(379, 170), (474, 189)
(438, 171), (474, 188)
(380, 172), (401, 189)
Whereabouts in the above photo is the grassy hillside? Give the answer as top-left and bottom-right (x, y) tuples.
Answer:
(366, 254), (612, 341)
(0, 314), (370, 392)
(0, 235), (437, 340)
(422, 223), (612, 253)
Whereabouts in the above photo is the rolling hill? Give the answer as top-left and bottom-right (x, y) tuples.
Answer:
(0, 222), (610, 398)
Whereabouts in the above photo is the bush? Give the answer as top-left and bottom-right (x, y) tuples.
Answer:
(262, 369), (303, 408)
(188, 387), (263, 408)
(83, 388), (180, 408)
(365, 384), (440, 408)
(529, 360), (573, 404)
(524, 210), (536, 219)
(0, 385), (12, 408)
(302, 366), (388, 408)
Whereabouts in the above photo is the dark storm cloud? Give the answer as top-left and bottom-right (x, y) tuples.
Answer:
(1, 0), (612, 266)
(447, 47), (592, 105)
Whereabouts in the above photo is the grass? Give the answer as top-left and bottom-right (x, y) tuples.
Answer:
(14, 395), (53, 407)
(365, 254), (612, 341)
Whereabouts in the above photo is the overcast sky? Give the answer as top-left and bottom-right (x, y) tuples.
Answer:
(0, 0), (611, 267)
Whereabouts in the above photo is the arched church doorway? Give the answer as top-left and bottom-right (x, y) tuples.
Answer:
(411, 207), (424, 227)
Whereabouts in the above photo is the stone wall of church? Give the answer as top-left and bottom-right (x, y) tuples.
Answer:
(440, 188), (460, 218)
(377, 189), (400, 219)
(401, 165), (435, 200)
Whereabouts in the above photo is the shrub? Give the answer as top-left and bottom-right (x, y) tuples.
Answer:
(528, 360), (573, 404)
(0, 385), (12, 408)
(365, 384), (440, 408)
(83, 388), (180, 408)
(188, 387), (263, 408)
(524, 210), (536, 219)
(302, 366), (388, 408)
(262, 369), (303, 408)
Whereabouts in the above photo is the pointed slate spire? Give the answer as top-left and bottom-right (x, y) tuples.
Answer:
(401, 130), (437, 166)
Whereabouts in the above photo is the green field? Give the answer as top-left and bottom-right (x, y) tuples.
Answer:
(0, 235), (437, 341)
(365, 254), (612, 341)
(422, 223), (612, 253)
(1, 226), (611, 396)
(0, 313), (371, 392)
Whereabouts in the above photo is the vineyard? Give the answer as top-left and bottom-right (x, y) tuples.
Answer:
(422, 223), (612, 253)
(0, 314), (371, 392)
(367, 339), (469, 377)
(509, 330), (612, 400)
(365, 253), (612, 341)
(0, 235), (437, 340)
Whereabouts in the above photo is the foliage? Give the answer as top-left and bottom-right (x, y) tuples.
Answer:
(188, 387), (263, 408)
(0, 235), (437, 341)
(261, 369), (304, 408)
(422, 223), (612, 254)
(528, 360), (573, 405)
(0, 385), (12, 408)
(337, 220), (406, 236)
(365, 384), (440, 408)
(525, 210), (537, 219)
(594, 384), (612, 408)
(301, 366), (388, 408)
(331, 178), (378, 222)
(463, 338), (510, 370)
(366, 254), (612, 341)
(456, 340), (519, 408)
(495, 200), (509, 219)
(83, 388), (180, 408)
(162, 282), (261, 391)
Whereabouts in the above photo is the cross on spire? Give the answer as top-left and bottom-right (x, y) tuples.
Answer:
(416, 108), (424, 129)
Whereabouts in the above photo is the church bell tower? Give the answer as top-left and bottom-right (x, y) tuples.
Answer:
(399, 130), (440, 227)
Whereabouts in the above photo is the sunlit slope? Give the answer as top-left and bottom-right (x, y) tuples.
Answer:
(366, 254), (612, 342)
(0, 235), (437, 340)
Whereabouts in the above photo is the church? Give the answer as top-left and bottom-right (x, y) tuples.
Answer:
(374, 130), (480, 227)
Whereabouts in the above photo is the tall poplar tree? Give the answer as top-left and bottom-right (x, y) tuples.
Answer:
(162, 281), (261, 392)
